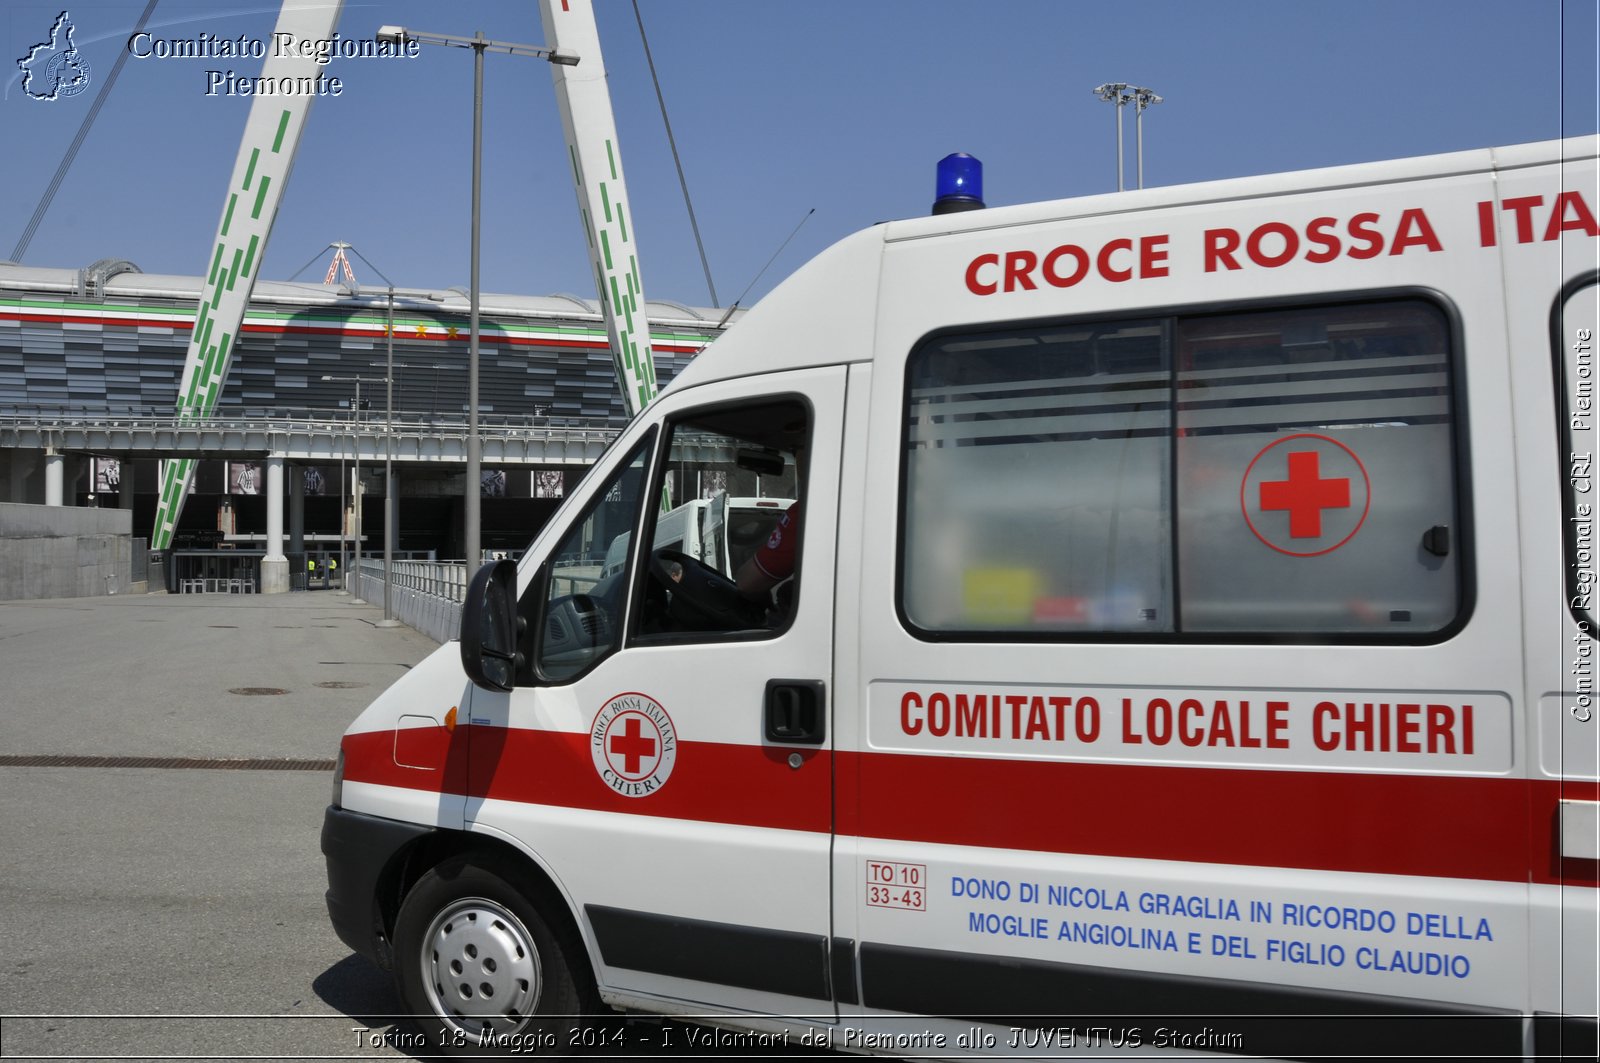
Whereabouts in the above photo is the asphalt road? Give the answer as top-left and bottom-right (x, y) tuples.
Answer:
(0, 590), (833, 1062)
(0, 590), (439, 1060)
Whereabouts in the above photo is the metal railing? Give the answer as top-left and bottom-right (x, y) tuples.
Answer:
(0, 405), (626, 442)
(0, 405), (629, 465)
(353, 557), (471, 644)
(0, 402), (628, 433)
(387, 559), (471, 601)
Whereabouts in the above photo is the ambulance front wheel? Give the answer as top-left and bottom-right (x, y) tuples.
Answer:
(393, 855), (590, 1056)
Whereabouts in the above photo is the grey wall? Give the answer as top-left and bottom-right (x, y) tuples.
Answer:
(0, 503), (134, 600)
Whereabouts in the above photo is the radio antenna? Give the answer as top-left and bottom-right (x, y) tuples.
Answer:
(717, 208), (815, 328)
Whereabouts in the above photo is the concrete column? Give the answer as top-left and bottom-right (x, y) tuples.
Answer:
(118, 458), (135, 511)
(44, 450), (64, 506)
(375, 465), (401, 628)
(2, 450), (38, 503)
(289, 464), (305, 555)
(260, 454), (289, 594)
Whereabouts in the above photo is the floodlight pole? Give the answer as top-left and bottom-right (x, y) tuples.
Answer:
(352, 378), (363, 601)
(328, 241), (402, 625)
(336, 444), (346, 592)
(1117, 94), (1126, 192)
(375, 24), (578, 570)
(323, 373), (389, 603)
(1130, 86), (1162, 190)
(1093, 83), (1130, 191)
(379, 285), (398, 626)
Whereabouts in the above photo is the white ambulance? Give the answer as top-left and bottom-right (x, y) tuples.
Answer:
(323, 136), (1599, 1059)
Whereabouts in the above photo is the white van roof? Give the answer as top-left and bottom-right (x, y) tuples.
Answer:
(665, 135), (1595, 394)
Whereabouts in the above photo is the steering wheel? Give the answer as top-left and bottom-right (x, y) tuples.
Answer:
(650, 549), (764, 630)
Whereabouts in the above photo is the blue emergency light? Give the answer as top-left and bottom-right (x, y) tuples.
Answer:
(932, 152), (985, 215)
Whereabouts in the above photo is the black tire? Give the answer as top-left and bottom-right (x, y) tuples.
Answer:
(392, 854), (594, 1057)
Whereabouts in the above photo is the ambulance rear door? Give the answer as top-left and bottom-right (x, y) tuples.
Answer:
(1500, 138), (1600, 1059)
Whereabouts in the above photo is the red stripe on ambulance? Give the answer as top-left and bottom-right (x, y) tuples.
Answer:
(341, 726), (1597, 887)
(342, 725), (829, 834)
(851, 753), (1596, 887)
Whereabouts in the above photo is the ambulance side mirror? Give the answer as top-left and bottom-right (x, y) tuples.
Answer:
(461, 559), (522, 692)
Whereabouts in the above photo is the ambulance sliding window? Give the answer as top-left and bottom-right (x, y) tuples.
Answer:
(903, 322), (1175, 633)
(1175, 301), (1456, 633)
(902, 298), (1460, 638)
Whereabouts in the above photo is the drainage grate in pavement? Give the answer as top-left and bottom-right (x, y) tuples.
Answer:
(230, 687), (290, 696)
(0, 755), (336, 771)
(315, 681), (367, 689)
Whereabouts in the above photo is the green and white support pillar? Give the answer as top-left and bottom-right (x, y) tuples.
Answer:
(150, 0), (345, 595)
(539, 0), (657, 416)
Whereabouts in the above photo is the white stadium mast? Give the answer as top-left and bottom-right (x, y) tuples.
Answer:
(152, 0), (660, 581)
(149, 0), (346, 590)
(539, 0), (659, 417)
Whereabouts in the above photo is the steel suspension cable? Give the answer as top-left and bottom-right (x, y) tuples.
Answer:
(630, 0), (719, 307)
(12, 0), (161, 264)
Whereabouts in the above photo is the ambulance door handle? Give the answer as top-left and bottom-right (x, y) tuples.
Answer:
(1422, 525), (1451, 557)
(764, 680), (826, 745)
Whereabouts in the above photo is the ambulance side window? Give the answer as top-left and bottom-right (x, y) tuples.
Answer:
(529, 434), (654, 683)
(903, 322), (1174, 633)
(632, 399), (808, 642)
(1175, 301), (1458, 633)
(901, 296), (1463, 640)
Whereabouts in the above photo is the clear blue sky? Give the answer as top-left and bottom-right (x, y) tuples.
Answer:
(3, 0), (1596, 310)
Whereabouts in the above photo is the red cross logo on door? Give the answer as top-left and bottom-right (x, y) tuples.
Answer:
(1241, 434), (1371, 557)
(607, 714), (658, 778)
(591, 693), (678, 797)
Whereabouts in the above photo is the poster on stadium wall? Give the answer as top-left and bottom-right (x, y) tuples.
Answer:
(482, 469), (533, 498)
(535, 470), (566, 499)
(93, 457), (121, 495)
(227, 461), (262, 495)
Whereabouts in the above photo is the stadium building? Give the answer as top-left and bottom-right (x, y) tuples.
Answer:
(0, 259), (735, 569)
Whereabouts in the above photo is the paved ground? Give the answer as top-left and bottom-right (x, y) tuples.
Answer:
(0, 591), (818, 1061)
(0, 590), (442, 1060)
(0, 590), (436, 762)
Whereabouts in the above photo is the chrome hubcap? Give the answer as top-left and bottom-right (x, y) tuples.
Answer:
(420, 897), (542, 1040)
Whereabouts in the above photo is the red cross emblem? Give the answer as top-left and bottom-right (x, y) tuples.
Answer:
(1259, 451), (1350, 538)
(591, 693), (677, 797)
(607, 714), (658, 777)
(1241, 434), (1370, 557)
